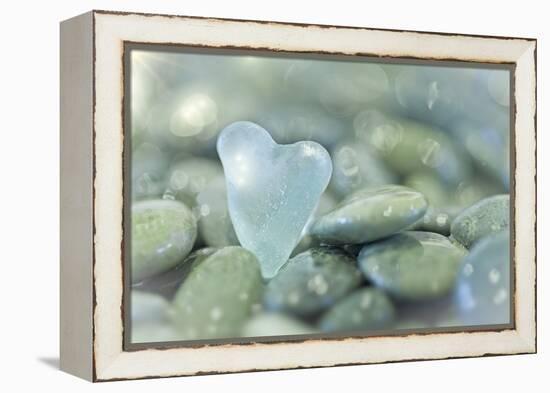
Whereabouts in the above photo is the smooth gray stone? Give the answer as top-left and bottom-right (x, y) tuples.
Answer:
(310, 185), (428, 245)
(450, 118), (510, 189)
(404, 171), (450, 208)
(131, 290), (171, 324)
(455, 231), (511, 325)
(263, 247), (363, 318)
(450, 194), (509, 249)
(131, 143), (169, 200)
(354, 110), (472, 186)
(319, 288), (395, 332)
(256, 103), (346, 148)
(329, 141), (397, 198)
(132, 248), (217, 300)
(131, 321), (182, 344)
(131, 199), (197, 283)
(196, 177), (239, 248)
(166, 156), (223, 208)
(171, 247), (264, 340)
(291, 192), (338, 257)
(358, 231), (465, 301)
(409, 206), (461, 236)
(394, 294), (463, 330)
(241, 313), (318, 338)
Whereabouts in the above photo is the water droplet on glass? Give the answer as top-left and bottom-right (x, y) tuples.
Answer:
(210, 306), (223, 321)
(427, 81), (439, 110)
(418, 138), (443, 168)
(488, 268), (501, 285)
(493, 288), (508, 305)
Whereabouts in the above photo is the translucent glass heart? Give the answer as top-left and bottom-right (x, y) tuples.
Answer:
(217, 121), (333, 279)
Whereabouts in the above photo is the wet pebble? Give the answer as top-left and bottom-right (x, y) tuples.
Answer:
(131, 290), (171, 324)
(132, 248), (217, 299)
(310, 185), (428, 245)
(450, 194), (509, 248)
(171, 247), (264, 340)
(409, 206), (461, 236)
(264, 247), (363, 318)
(166, 156), (223, 207)
(241, 313), (318, 337)
(131, 199), (197, 283)
(196, 177), (239, 247)
(329, 141), (396, 198)
(319, 288), (395, 332)
(455, 231), (510, 325)
(358, 231), (465, 301)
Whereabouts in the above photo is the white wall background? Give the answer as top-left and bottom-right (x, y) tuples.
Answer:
(0, 0), (545, 391)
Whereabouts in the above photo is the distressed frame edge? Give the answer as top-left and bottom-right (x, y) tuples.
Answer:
(59, 11), (95, 381)
(89, 11), (537, 382)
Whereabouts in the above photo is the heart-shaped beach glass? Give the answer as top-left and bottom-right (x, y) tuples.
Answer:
(217, 121), (333, 279)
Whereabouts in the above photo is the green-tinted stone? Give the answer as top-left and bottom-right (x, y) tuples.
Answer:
(394, 295), (462, 330)
(358, 231), (464, 301)
(319, 288), (395, 332)
(291, 192), (338, 257)
(263, 247), (363, 317)
(329, 141), (396, 198)
(130, 290), (179, 344)
(450, 194), (509, 248)
(310, 185), (428, 245)
(196, 177), (239, 248)
(131, 290), (171, 324)
(368, 117), (471, 186)
(404, 172), (450, 208)
(166, 157), (223, 207)
(131, 321), (181, 344)
(171, 247), (264, 340)
(132, 199), (197, 283)
(241, 313), (318, 337)
(455, 231), (510, 325)
(132, 248), (217, 299)
(131, 143), (169, 201)
(408, 206), (461, 236)
(454, 176), (507, 209)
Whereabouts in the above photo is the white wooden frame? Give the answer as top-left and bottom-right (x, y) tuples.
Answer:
(60, 10), (537, 382)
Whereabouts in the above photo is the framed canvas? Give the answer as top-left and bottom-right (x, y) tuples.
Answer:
(60, 10), (537, 382)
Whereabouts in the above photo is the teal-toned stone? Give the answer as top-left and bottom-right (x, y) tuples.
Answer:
(264, 247), (363, 317)
(361, 116), (471, 186)
(291, 192), (338, 257)
(166, 156), (223, 207)
(131, 321), (181, 344)
(455, 231), (510, 325)
(454, 176), (507, 209)
(450, 119), (510, 189)
(409, 206), (461, 236)
(329, 141), (396, 198)
(131, 290), (171, 324)
(196, 177), (239, 248)
(132, 248), (217, 299)
(241, 313), (318, 337)
(130, 290), (179, 344)
(310, 185), (428, 245)
(358, 231), (464, 301)
(319, 288), (395, 332)
(450, 194), (509, 248)
(131, 143), (169, 200)
(404, 172), (450, 208)
(171, 247), (264, 340)
(132, 199), (197, 283)
(394, 295), (463, 330)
